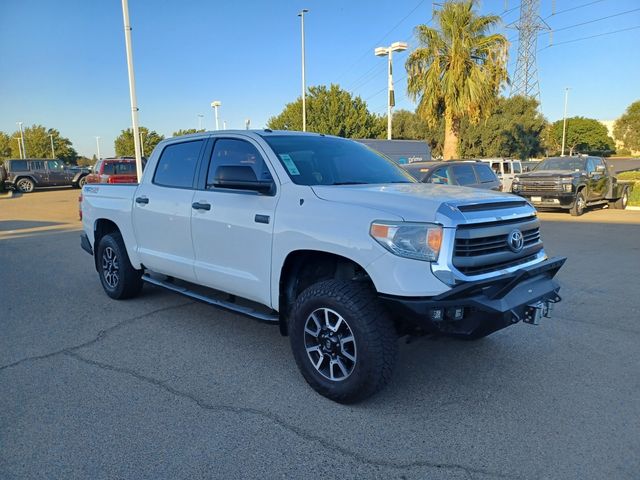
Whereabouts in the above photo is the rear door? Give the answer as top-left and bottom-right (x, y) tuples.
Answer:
(132, 139), (205, 282)
(29, 161), (48, 185)
(190, 135), (278, 306)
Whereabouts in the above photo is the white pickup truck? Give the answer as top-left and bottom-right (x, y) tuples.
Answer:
(81, 131), (565, 403)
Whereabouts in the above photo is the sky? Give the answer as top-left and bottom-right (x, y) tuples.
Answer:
(1, 0), (639, 158)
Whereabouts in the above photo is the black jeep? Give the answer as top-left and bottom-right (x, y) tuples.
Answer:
(2, 159), (90, 193)
(512, 156), (629, 216)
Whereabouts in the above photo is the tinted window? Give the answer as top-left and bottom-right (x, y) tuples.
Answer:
(10, 160), (28, 171)
(153, 140), (203, 188)
(207, 138), (272, 187)
(592, 157), (604, 171)
(452, 165), (477, 186)
(47, 160), (64, 170)
(490, 162), (501, 175)
(475, 164), (498, 183)
(535, 157), (586, 171)
(513, 162), (522, 173)
(503, 162), (512, 174)
(429, 167), (450, 184)
(103, 162), (136, 175)
(262, 135), (414, 186)
(31, 160), (45, 170)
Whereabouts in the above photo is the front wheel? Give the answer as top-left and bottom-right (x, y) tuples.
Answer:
(16, 177), (35, 193)
(77, 176), (87, 188)
(96, 232), (143, 299)
(289, 280), (397, 403)
(570, 191), (586, 216)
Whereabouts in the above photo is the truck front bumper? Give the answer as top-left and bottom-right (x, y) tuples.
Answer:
(514, 192), (575, 209)
(379, 256), (566, 337)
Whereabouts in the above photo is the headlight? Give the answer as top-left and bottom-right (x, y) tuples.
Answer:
(370, 222), (442, 261)
(562, 183), (573, 192)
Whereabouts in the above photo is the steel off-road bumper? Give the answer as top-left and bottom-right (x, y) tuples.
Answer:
(379, 257), (566, 337)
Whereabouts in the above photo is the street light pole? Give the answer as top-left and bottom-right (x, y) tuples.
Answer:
(17, 122), (26, 158)
(121, 0), (143, 182)
(140, 132), (145, 157)
(561, 87), (570, 157)
(197, 114), (204, 130)
(95, 136), (101, 160)
(298, 9), (309, 132)
(375, 42), (408, 140)
(211, 101), (221, 130)
(49, 134), (55, 159)
(14, 137), (23, 159)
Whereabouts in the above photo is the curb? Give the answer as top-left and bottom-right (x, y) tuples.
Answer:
(0, 190), (14, 199)
(627, 206), (640, 211)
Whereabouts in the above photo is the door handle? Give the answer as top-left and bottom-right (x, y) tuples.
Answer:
(254, 214), (270, 224)
(135, 196), (149, 205)
(192, 201), (211, 211)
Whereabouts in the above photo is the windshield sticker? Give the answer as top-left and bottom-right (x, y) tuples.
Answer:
(279, 154), (300, 175)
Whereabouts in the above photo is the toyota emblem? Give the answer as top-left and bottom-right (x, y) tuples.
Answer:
(508, 229), (524, 253)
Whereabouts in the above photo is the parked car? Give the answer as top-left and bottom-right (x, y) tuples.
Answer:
(478, 158), (523, 192)
(81, 130), (565, 403)
(512, 155), (629, 216)
(86, 158), (138, 184)
(3, 158), (89, 192)
(402, 161), (501, 191)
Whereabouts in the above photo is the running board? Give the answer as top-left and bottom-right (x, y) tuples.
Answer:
(142, 274), (279, 323)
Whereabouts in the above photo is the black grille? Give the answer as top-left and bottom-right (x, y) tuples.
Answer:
(520, 182), (561, 192)
(453, 216), (543, 276)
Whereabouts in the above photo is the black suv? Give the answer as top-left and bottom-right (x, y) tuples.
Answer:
(512, 156), (629, 216)
(3, 159), (90, 193)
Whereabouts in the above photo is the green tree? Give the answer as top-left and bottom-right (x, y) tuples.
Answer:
(76, 156), (95, 167)
(459, 96), (547, 159)
(614, 100), (640, 152)
(544, 117), (614, 156)
(267, 84), (384, 138)
(114, 127), (164, 157)
(0, 132), (13, 160)
(377, 109), (444, 157)
(172, 128), (205, 137)
(406, 0), (508, 159)
(6, 125), (77, 163)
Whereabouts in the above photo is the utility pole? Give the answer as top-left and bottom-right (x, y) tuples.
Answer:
(121, 0), (143, 181)
(197, 114), (204, 130)
(510, 0), (550, 101)
(140, 131), (145, 157)
(211, 101), (221, 130)
(14, 137), (23, 159)
(375, 42), (408, 140)
(49, 134), (55, 159)
(561, 87), (570, 157)
(298, 9), (309, 131)
(95, 137), (101, 160)
(245, 119), (251, 130)
(17, 122), (26, 158)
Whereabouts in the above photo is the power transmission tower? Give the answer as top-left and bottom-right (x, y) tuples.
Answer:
(510, 0), (550, 100)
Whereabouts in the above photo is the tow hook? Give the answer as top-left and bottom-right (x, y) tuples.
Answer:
(523, 300), (553, 325)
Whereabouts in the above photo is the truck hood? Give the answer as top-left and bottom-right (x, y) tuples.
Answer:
(311, 183), (519, 223)
(518, 170), (580, 179)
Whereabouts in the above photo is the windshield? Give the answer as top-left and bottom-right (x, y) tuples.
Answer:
(262, 135), (415, 186)
(534, 157), (585, 172)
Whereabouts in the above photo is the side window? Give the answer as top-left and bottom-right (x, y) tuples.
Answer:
(513, 162), (522, 174)
(503, 162), (512, 174)
(586, 158), (595, 173)
(93, 161), (102, 174)
(31, 161), (45, 170)
(429, 167), (450, 184)
(475, 164), (498, 183)
(593, 157), (604, 171)
(491, 162), (501, 175)
(451, 164), (477, 186)
(206, 138), (273, 188)
(47, 160), (64, 170)
(153, 140), (203, 188)
(10, 160), (29, 171)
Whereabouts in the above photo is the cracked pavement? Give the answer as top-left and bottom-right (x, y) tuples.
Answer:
(1, 190), (639, 479)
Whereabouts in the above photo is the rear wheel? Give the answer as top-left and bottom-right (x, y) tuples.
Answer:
(289, 280), (397, 403)
(77, 176), (87, 188)
(96, 232), (143, 299)
(610, 189), (628, 210)
(16, 177), (35, 193)
(570, 191), (586, 216)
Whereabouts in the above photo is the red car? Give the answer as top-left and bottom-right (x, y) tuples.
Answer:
(85, 158), (138, 184)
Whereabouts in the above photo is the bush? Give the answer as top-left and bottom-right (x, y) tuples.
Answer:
(618, 170), (640, 181)
(629, 185), (640, 206)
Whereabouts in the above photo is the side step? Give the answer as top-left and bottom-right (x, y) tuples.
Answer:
(142, 274), (279, 323)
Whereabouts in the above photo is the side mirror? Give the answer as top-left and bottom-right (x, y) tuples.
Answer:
(596, 164), (606, 173)
(213, 165), (274, 194)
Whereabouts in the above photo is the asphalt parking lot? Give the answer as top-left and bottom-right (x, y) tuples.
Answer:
(1, 188), (639, 479)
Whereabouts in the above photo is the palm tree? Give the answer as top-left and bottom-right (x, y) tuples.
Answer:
(406, 0), (508, 159)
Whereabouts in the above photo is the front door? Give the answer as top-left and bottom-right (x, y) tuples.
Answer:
(191, 136), (278, 307)
(46, 160), (71, 185)
(132, 138), (205, 282)
(586, 157), (607, 201)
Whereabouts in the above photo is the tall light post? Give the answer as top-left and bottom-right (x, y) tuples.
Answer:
(197, 114), (204, 130)
(140, 131), (145, 157)
(375, 42), (408, 140)
(17, 122), (26, 158)
(211, 101), (221, 130)
(14, 137), (23, 159)
(245, 119), (251, 130)
(95, 136), (101, 160)
(298, 9), (309, 132)
(561, 87), (570, 157)
(121, 0), (143, 181)
(49, 134), (55, 159)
